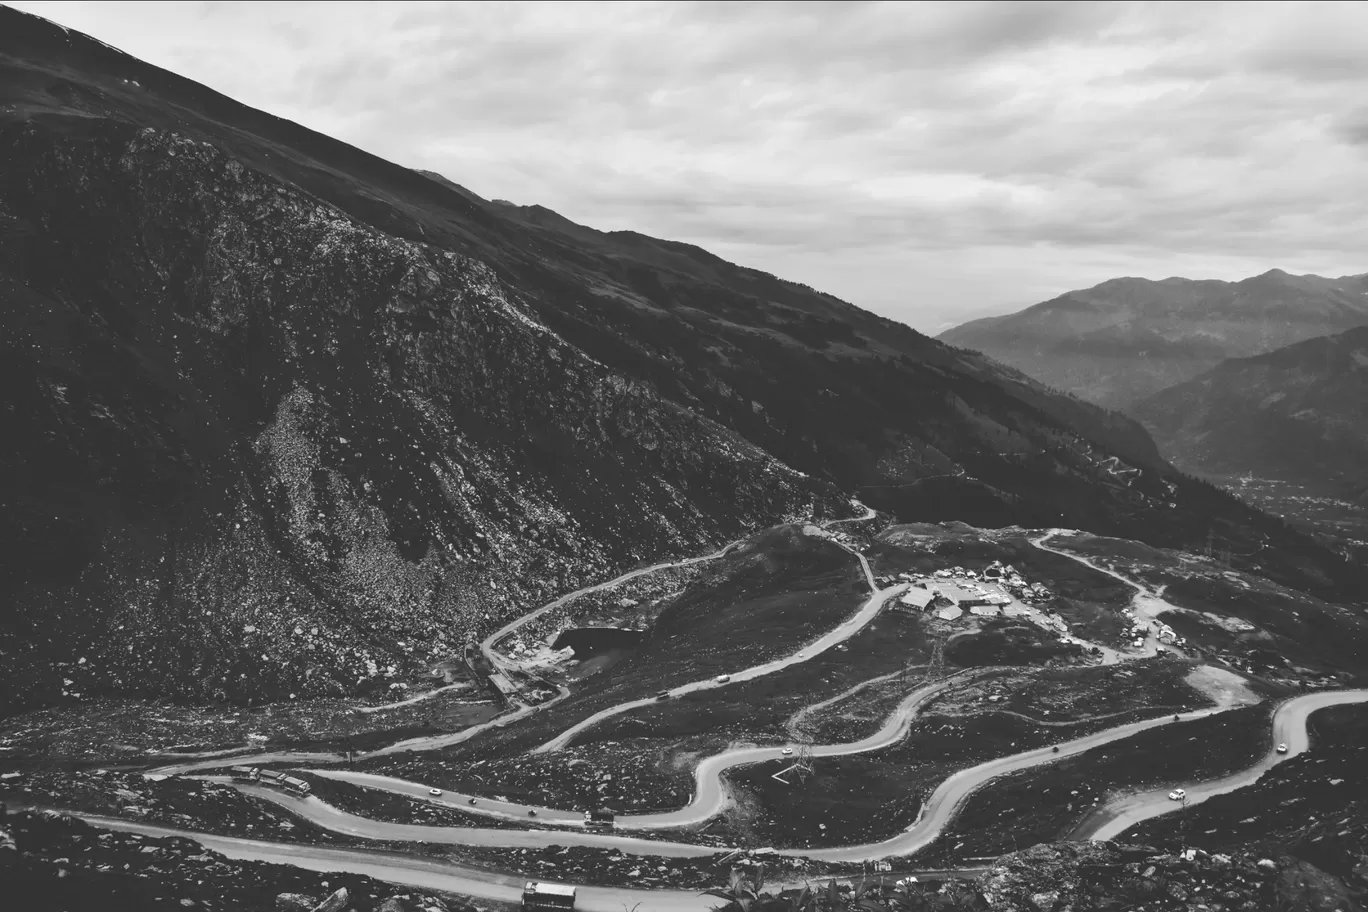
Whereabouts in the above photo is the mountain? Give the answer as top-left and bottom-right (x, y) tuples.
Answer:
(939, 270), (1368, 409)
(1130, 326), (1368, 501)
(0, 7), (1360, 715)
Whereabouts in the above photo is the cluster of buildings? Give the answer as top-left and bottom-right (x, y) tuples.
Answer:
(879, 562), (1055, 623)
(1121, 608), (1184, 650)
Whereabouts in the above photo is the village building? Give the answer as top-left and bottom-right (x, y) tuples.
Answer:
(934, 605), (964, 621)
(896, 587), (936, 612)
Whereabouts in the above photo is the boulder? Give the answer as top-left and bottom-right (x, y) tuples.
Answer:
(311, 887), (350, 912)
(275, 894), (318, 912)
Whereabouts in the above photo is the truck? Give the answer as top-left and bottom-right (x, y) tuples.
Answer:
(583, 807), (615, 831)
(521, 881), (576, 911)
(255, 768), (312, 797)
(228, 765), (260, 784)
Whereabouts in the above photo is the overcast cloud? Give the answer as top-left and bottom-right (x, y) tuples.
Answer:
(11, 0), (1368, 331)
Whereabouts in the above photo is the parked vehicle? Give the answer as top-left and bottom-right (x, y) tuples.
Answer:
(522, 882), (576, 911)
(1168, 788), (1186, 801)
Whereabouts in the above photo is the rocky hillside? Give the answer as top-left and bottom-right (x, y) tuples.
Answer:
(1130, 326), (1368, 502)
(1, 7), (1362, 716)
(940, 270), (1368, 409)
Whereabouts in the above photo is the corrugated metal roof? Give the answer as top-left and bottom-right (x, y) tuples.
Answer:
(900, 588), (935, 608)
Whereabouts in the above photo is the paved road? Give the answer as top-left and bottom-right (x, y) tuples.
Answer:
(1077, 688), (1368, 842)
(60, 813), (716, 912)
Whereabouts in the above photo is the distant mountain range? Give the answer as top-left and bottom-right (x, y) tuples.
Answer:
(1131, 325), (1368, 502)
(0, 6), (1361, 714)
(939, 269), (1368, 409)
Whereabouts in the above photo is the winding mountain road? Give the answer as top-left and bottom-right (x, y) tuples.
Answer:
(1076, 688), (1368, 842)
(190, 686), (1368, 878)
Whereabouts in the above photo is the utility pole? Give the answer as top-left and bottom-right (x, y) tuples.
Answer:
(1179, 794), (1188, 851)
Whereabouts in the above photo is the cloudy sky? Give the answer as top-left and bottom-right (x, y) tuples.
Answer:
(10, 1), (1368, 331)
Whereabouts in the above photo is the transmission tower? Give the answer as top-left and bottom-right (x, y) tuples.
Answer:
(924, 637), (947, 683)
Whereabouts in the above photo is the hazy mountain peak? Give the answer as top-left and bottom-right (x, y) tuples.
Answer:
(940, 268), (1368, 408)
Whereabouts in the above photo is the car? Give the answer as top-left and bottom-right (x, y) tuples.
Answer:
(715, 674), (731, 683)
(781, 748), (793, 756)
(468, 797), (477, 805)
(528, 809), (537, 817)
(1051, 746), (1059, 753)
(1276, 743), (1288, 754)
(656, 690), (670, 700)
(1168, 789), (1186, 801)
(428, 788), (443, 796)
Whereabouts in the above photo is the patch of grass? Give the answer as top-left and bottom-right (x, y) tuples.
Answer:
(945, 619), (1086, 667)
(578, 609), (932, 745)
(357, 734), (720, 813)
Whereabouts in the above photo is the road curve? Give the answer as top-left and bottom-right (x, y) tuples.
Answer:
(529, 578), (904, 755)
(1077, 688), (1368, 842)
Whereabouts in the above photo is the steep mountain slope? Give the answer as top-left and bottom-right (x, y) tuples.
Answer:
(0, 7), (1360, 715)
(1130, 326), (1368, 501)
(940, 270), (1368, 409)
